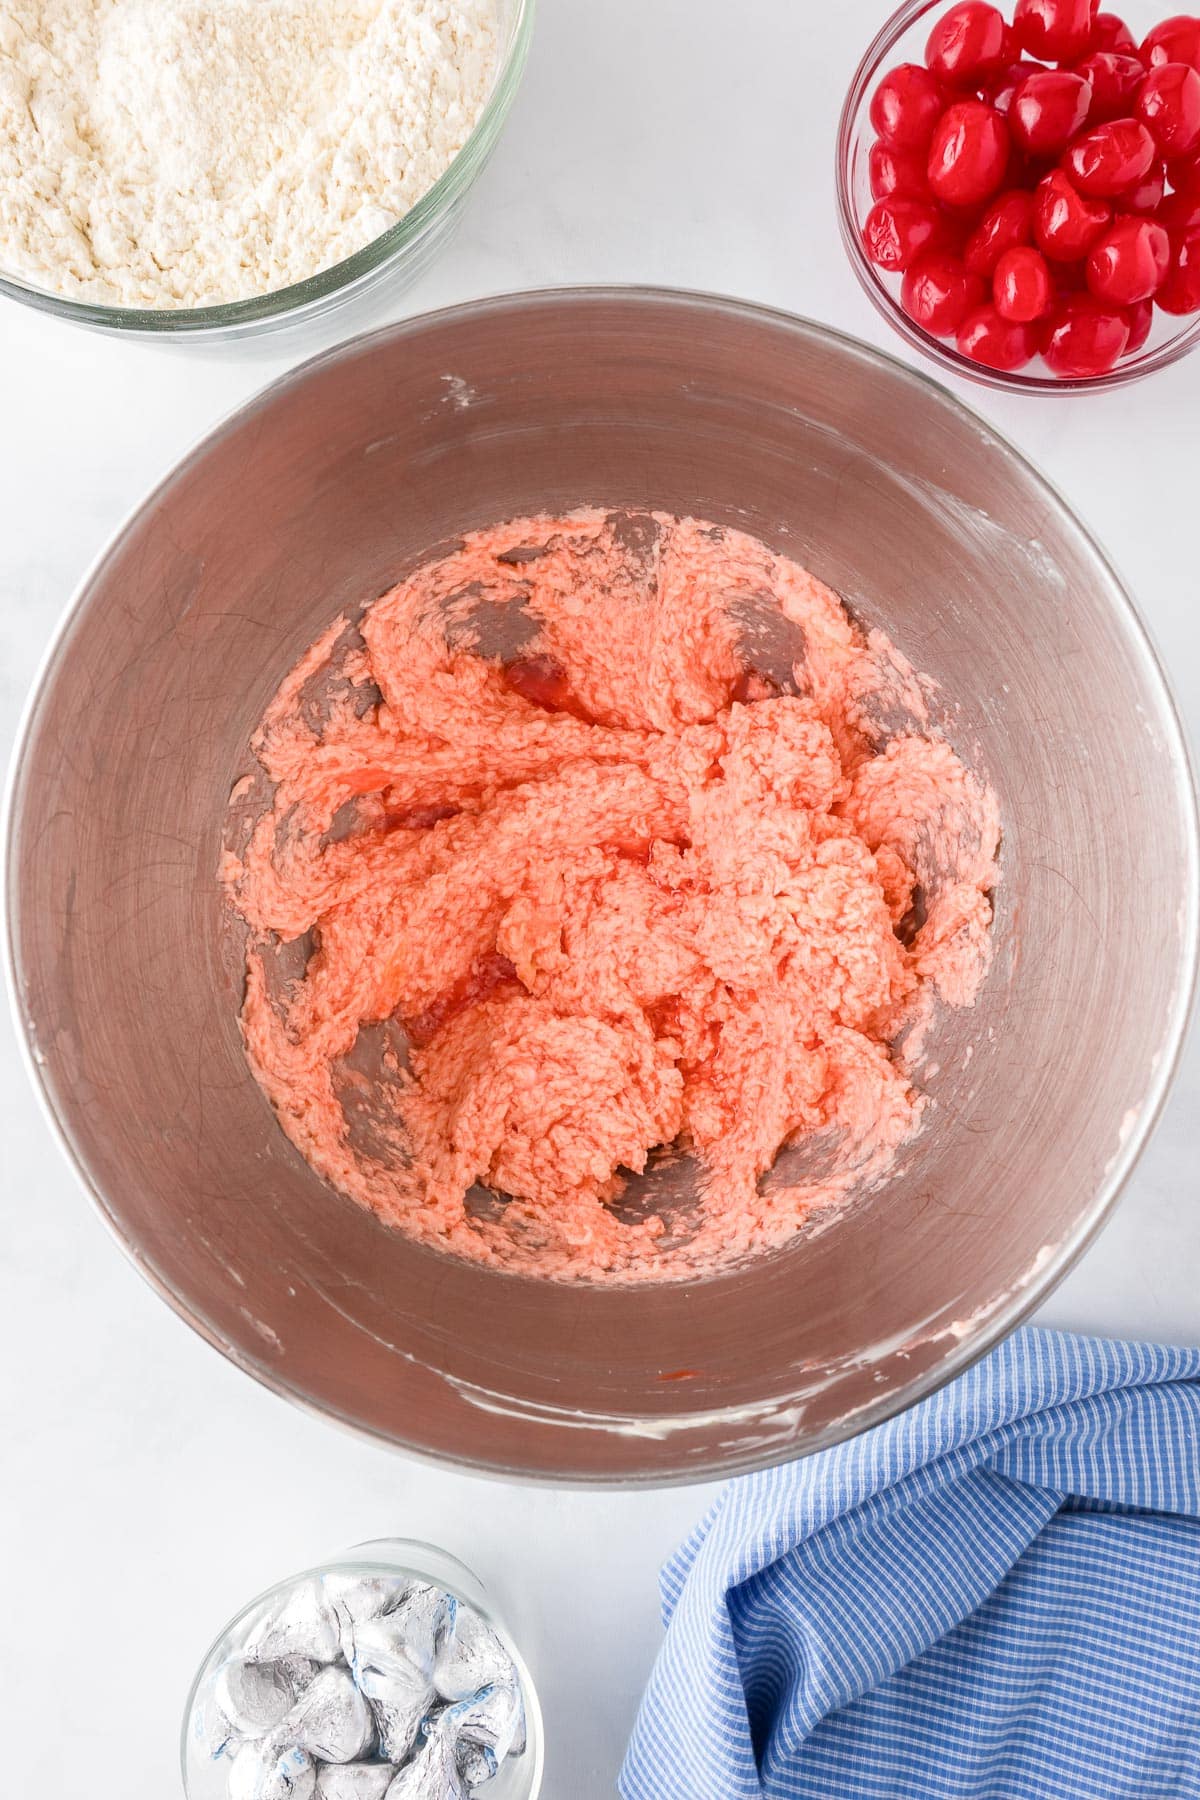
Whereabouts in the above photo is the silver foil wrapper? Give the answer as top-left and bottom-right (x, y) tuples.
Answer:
(432, 1605), (515, 1705)
(227, 1739), (317, 1800)
(455, 1741), (497, 1788)
(383, 1731), (467, 1800)
(285, 1665), (374, 1764)
(357, 1660), (433, 1766)
(391, 1586), (447, 1676)
(203, 1570), (525, 1799)
(323, 1573), (409, 1664)
(216, 1658), (320, 1744)
(349, 1585), (446, 1763)
(352, 1607), (436, 1688)
(440, 1683), (523, 1765)
(313, 1764), (395, 1800)
(242, 1578), (342, 1666)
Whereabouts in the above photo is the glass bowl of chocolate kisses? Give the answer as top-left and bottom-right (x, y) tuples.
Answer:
(182, 1539), (543, 1800)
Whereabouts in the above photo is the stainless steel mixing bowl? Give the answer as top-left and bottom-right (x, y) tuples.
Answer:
(7, 291), (1197, 1483)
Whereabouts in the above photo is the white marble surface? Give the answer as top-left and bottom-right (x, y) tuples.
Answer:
(1, 2), (1198, 1794)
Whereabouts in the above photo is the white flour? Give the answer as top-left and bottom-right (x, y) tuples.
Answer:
(0, 0), (498, 308)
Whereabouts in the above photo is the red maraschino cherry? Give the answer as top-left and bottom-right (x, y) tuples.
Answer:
(902, 251), (987, 330)
(956, 302), (1039, 364)
(1136, 61), (1200, 155)
(928, 100), (1012, 204)
(994, 243), (1055, 314)
(1156, 227), (1200, 308)
(870, 63), (947, 149)
(964, 187), (1037, 271)
(1091, 11), (1138, 54)
(1140, 15), (1200, 71)
(1119, 160), (1168, 210)
(1073, 51), (1145, 120)
(1122, 294), (1155, 346)
(1033, 168), (1112, 255)
(1085, 214), (1172, 298)
(1064, 117), (1157, 192)
(1010, 70), (1093, 151)
(871, 140), (933, 199)
(986, 57), (1048, 109)
(864, 198), (950, 269)
(1014, 0), (1098, 61)
(1042, 293), (1131, 370)
(926, 2), (1011, 82)
(1159, 181), (1200, 227)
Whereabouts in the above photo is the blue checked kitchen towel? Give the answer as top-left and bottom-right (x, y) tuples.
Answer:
(621, 1328), (1200, 1800)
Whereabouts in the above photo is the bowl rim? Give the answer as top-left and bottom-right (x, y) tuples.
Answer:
(835, 0), (1200, 394)
(5, 286), (1198, 1486)
(0, 0), (535, 337)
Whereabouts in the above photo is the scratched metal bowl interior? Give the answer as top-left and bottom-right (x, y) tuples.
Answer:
(7, 290), (1197, 1482)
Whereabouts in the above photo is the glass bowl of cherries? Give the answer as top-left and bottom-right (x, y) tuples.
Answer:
(837, 0), (1200, 388)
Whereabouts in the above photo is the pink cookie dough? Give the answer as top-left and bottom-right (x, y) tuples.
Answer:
(223, 511), (999, 1282)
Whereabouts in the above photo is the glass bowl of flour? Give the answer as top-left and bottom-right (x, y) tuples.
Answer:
(0, 0), (534, 341)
